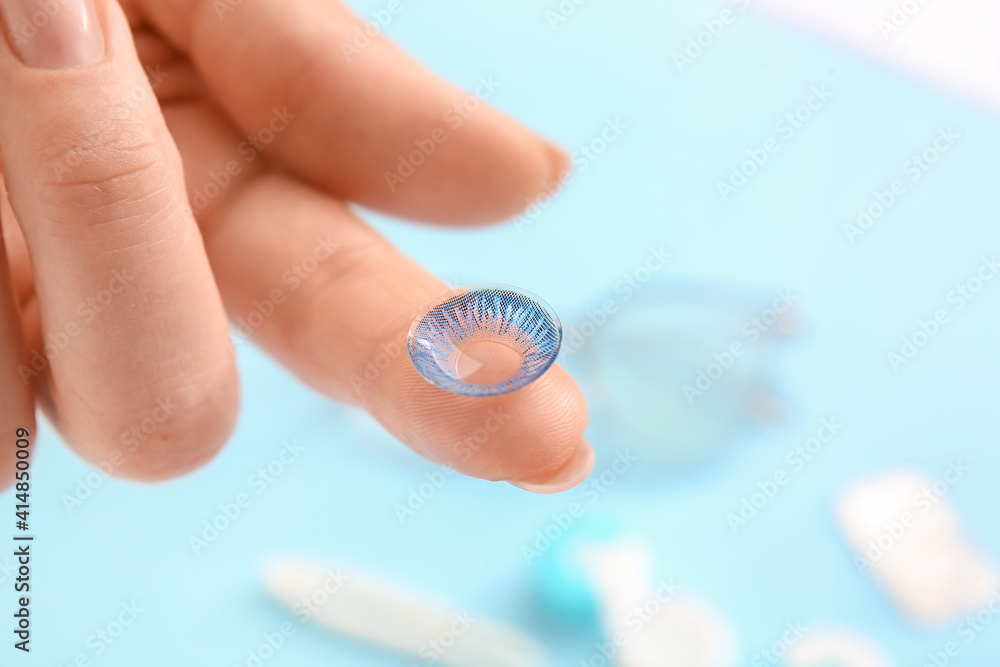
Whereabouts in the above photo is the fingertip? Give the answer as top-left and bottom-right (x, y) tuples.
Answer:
(59, 358), (242, 483)
(492, 135), (570, 224)
(127, 380), (240, 482)
(373, 360), (589, 485)
(461, 120), (572, 225)
(509, 438), (595, 494)
(378, 111), (572, 226)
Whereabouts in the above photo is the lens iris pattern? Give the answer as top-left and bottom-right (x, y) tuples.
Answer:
(408, 286), (562, 396)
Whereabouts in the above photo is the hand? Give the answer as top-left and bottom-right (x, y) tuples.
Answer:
(0, 0), (593, 492)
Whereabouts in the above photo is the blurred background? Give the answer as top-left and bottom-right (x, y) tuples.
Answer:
(7, 0), (1000, 664)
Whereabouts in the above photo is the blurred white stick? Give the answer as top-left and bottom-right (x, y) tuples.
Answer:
(262, 557), (548, 667)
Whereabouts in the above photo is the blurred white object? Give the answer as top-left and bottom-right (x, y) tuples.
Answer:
(785, 627), (893, 667)
(262, 557), (548, 667)
(617, 598), (737, 667)
(579, 539), (738, 667)
(837, 471), (1000, 626)
(750, 0), (1000, 112)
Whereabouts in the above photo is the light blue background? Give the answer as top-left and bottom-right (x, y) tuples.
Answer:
(6, 0), (1000, 664)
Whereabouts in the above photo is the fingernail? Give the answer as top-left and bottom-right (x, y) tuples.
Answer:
(541, 139), (571, 188)
(510, 439), (596, 495)
(1, 0), (104, 69)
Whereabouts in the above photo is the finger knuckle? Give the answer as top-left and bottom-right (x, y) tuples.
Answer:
(33, 118), (183, 234)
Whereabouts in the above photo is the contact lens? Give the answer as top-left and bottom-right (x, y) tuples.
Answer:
(407, 284), (562, 397)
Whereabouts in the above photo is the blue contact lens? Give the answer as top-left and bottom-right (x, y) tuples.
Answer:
(407, 284), (562, 397)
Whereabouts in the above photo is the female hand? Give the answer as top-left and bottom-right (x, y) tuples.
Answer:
(0, 0), (593, 492)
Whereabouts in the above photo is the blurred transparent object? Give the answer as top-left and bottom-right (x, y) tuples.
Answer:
(564, 280), (801, 468)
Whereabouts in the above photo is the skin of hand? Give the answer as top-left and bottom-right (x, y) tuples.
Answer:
(0, 0), (593, 494)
